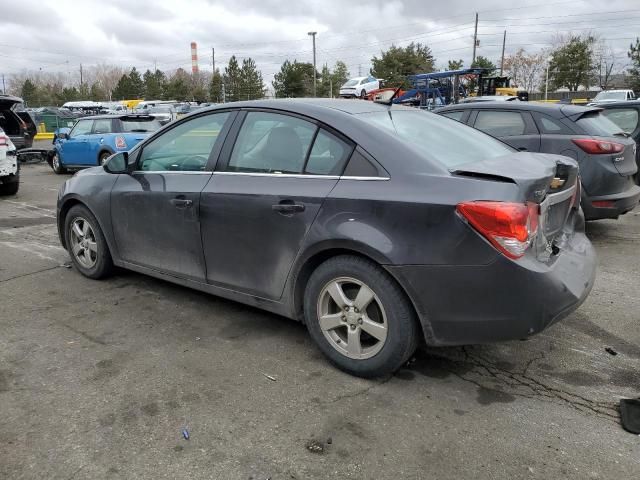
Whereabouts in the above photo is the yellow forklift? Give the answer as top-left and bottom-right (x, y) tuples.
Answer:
(479, 76), (528, 100)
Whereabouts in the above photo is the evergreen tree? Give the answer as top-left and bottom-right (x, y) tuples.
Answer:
(128, 67), (144, 99)
(209, 68), (223, 102)
(371, 42), (435, 87)
(223, 56), (242, 102)
(20, 79), (39, 107)
(143, 69), (166, 99)
(240, 58), (265, 100)
(112, 74), (133, 100)
(272, 60), (316, 97)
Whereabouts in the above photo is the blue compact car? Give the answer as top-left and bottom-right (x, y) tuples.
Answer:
(49, 114), (162, 174)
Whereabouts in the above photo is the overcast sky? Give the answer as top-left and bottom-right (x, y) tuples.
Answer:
(1, 0), (639, 87)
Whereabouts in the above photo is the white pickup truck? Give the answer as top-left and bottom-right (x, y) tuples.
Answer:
(0, 129), (19, 195)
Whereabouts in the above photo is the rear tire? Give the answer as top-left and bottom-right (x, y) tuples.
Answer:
(51, 152), (66, 174)
(98, 151), (111, 166)
(360, 89), (367, 99)
(304, 255), (419, 378)
(64, 205), (113, 279)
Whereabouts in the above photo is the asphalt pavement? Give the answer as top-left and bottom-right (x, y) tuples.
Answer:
(1, 150), (639, 479)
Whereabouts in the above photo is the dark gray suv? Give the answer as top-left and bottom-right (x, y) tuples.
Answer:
(436, 102), (640, 220)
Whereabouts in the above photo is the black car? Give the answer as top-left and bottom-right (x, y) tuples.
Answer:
(0, 95), (37, 150)
(436, 102), (640, 220)
(598, 100), (640, 181)
(56, 99), (596, 377)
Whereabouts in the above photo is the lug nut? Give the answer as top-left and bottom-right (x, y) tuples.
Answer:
(357, 318), (363, 324)
(350, 324), (356, 330)
(341, 315), (346, 321)
(354, 307), (359, 313)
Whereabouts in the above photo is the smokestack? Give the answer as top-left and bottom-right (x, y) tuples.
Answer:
(191, 42), (199, 74)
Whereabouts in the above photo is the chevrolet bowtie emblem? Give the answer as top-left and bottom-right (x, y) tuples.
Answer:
(550, 177), (565, 189)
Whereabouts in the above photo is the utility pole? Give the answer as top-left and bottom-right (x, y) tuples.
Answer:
(222, 82), (226, 103)
(1, 74), (5, 94)
(545, 59), (550, 101)
(308, 31), (317, 97)
(358, 64), (362, 76)
(329, 78), (333, 98)
(80, 63), (83, 88)
(500, 30), (506, 76)
(472, 13), (478, 65)
(212, 47), (215, 73)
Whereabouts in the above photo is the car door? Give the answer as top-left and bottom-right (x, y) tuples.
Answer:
(87, 118), (114, 164)
(200, 110), (353, 300)
(61, 119), (94, 165)
(110, 111), (235, 281)
(472, 109), (541, 152)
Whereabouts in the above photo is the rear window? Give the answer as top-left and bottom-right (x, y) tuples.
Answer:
(575, 111), (625, 137)
(121, 118), (162, 133)
(601, 108), (639, 134)
(359, 110), (513, 168)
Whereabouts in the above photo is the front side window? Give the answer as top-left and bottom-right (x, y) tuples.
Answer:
(474, 111), (526, 137)
(70, 120), (93, 137)
(226, 112), (316, 174)
(92, 119), (112, 134)
(602, 108), (639, 134)
(138, 112), (230, 172)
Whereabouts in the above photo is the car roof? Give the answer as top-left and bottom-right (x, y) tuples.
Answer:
(436, 101), (600, 117)
(201, 98), (409, 116)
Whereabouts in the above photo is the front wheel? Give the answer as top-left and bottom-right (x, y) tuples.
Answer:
(360, 89), (367, 99)
(64, 205), (113, 279)
(0, 176), (19, 196)
(51, 152), (66, 174)
(304, 255), (419, 378)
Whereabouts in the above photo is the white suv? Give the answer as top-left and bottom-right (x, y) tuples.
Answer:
(339, 76), (380, 98)
(0, 129), (18, 195)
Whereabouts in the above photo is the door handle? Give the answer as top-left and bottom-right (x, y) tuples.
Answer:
(517, 146), (528, 151)
(272, 201), (305, 214)
(170, 197), (193, 208)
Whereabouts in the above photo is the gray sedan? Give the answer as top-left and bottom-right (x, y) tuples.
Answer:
(56, 99), (596, 377)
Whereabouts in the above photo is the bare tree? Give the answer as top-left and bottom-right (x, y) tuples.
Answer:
(92, 64), (125, 101)
(593, 40), (617, 89)
(502, 48), (546, 92)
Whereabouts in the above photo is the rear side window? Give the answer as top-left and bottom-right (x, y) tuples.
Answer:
(601, 109), (639, 134)
(343, 150), (381, 177)
(474, 111), (526, 136)
(440, 111), (465, 122)
(305, 129), (352, 175)
(227, 112), (316, 174)
(575, 111), (626, 137)
(533, 114), (572, 135)
(92, 119), (112, 134)
(359, 110), (513, 168)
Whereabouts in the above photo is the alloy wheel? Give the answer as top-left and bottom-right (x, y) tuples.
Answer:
(69, 217), (98, 269)
(317, 276), (388, 360)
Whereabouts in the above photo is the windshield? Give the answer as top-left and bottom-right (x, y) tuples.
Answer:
(359, 110), (513, 168)
(150, 107), (172, 113)
(575, 111), (625, 137)
(343, 79), (360, 87)
(594, 91), (627, 101)
(121, 119), (162, 132)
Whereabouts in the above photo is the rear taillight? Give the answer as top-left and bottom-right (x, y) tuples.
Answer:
(457, 201), (539, 259)
(572, 138), (624, 154)
(0, 135), (7, 146)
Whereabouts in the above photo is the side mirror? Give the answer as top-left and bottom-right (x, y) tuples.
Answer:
(58, 132), (69, 140)
(103, 152), (129, 174)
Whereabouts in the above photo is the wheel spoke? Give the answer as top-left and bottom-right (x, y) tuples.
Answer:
(72, 222), (84, 239)
(347, 328), (362, 356)
(326, 281), (350, 309)
(360, 317), (387, 342)
(353, 284), (375, 312)
(87, 240), (97, 253)
(319, 312), (344, 332)
(82, 221), (90, 236)
(72, 242), (83, 256)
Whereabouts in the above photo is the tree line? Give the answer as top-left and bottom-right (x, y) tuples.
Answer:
(10, 36), (640, 107)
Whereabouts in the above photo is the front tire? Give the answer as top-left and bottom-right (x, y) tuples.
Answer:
(360, 89), (367, 99)
(0, 176), (19, 196)
(64, 205), (113, 279)
(51, 152), (66, 174)
(304, 255), (419, 378)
